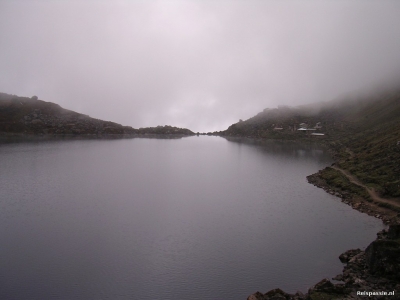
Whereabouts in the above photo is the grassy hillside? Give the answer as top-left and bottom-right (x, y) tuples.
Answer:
(0, 93), (194, 136)
(0, 93), (137, 135)
(334, 92), (400, 198)
(219, 88), (400, 198)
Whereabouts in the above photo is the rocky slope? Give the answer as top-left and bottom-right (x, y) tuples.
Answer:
(248, 225), (400, 300)
(0, 93), (194, 137)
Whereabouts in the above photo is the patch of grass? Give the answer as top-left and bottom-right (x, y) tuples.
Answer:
(319, 167), (371, 201)
(376, 202), (400, 212)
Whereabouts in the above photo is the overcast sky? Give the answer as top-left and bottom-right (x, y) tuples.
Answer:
(1, 0), (400, 132)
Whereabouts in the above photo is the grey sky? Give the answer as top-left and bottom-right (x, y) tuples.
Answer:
(1, 0), (400, 132)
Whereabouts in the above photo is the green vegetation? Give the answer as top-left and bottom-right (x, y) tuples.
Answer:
(0, 93), (195, 136)
(377, 202), (400, 213)
(218, 87), (400, 199)
(137, 125), (194, 135)
(336, 120), (400, 198)
(318, 167), (371, 201)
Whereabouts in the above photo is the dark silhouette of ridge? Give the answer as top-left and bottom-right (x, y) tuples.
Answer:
(0, 93), (194, 136)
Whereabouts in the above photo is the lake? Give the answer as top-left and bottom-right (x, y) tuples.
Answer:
(0, 136), (384, 300)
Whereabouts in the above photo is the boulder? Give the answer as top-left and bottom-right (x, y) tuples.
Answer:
(308, 279), (345, 294)
(387, 224), (400, 239)
(339, 249), (362, 263)
(31, 119), (43, 125)
(365, 239), (400, 280)
(247, 292), (266, 300)
(264, 288), (291, 299)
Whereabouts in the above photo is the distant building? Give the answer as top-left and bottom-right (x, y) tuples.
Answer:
(298, 128), (316, 131)
(298, 128), (316, 134)
(299, 123), (308, 129)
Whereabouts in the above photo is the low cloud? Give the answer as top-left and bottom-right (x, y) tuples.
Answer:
(1, 0), (400, 132)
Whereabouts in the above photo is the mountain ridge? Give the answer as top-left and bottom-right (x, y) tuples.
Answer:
(0, 93), (195, 137)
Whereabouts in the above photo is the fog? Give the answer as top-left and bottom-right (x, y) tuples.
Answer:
(1, 0), (400, 132)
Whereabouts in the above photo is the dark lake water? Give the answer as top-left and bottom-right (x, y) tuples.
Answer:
(0, 136), (384, 300)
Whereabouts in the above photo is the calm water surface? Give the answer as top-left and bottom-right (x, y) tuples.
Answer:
(0, 136), (384, 299)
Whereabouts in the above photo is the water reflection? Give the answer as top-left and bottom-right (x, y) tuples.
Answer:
(0, 136), (383, 300)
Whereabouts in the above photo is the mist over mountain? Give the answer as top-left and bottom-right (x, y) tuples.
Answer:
(1, 1), (400, 132)
(218, 84), (400, 198)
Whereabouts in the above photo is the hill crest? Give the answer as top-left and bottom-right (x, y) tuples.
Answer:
(0, 93), (194, 136)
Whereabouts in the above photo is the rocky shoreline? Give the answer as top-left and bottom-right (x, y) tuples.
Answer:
(247, 169), (400, 300)
(307, 168), (400, 226)
(248, 225), (400, 300)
